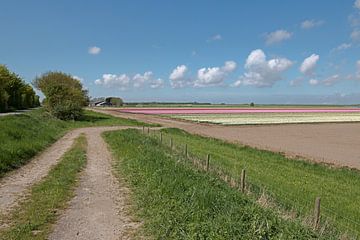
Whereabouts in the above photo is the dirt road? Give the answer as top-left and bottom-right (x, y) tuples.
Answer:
(0, 130), (80, 217)
(0, 126), (146, 238)
(50, 127), (140, 240)
(97, 109), (360, 170)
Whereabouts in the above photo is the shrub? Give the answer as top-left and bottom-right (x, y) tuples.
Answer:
(33, 72), (88, 120)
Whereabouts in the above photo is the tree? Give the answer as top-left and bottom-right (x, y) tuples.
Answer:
(105, 97), (123, 107)
(33, 71), (88, 120)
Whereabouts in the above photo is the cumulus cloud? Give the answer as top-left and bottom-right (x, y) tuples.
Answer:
(94, 71), (164, 90)
(289, 77), (303, 87)
(88, 46), (101, 55)
(335, 43), (352, 51)
(300, 54), (320, 75)
(233, 49), (293, 87)
(301, 19), (324, 29)
(322, 74), (341, 86)
(95, 74), (130, 90)
(351, 29), (360, 41)
(355, 0), (360, 9)
(72, 75), (84, 83)
(169, 65), (190, 88)
(133, 71), (153, 88)
(194, 61), (237, 87)
(150, 78), (164, 89)
(309, 79), (319, 85)
(265, 30), (292, 45)
(208, 34), (222, 42)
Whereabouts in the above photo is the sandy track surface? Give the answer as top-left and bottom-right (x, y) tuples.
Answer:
(0, 130), (81, 217)
(50, 126), (140, 240)
(96, 109), (360, 170)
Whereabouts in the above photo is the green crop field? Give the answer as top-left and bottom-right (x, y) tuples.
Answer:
(141, 128), (360, 238)
(104, 129), (334, 239)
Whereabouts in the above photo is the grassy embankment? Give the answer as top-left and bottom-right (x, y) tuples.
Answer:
(0, 109), (155, 177)
(0, 135), (87, 240)
(104, 129), (334, 239)
(150, 128), (360, 237)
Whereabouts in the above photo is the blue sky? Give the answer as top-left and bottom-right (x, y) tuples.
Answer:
(1, 0), (360, 104)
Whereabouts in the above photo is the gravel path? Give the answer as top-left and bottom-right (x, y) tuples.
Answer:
(95, 108), (360, 170)
(49, 126), (140, 240)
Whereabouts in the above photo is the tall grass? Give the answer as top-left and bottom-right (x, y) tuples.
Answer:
(0, 109), (154, 177)
(104, 129), (331, 239)
(156, 128), (360, 237)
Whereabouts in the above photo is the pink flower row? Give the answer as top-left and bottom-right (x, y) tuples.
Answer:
(117, 108), (360, 115)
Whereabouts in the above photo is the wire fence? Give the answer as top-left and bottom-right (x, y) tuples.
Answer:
(142, 127), (360, 239)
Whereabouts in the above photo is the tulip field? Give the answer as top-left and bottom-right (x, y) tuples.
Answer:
(119, 107), (360, 125)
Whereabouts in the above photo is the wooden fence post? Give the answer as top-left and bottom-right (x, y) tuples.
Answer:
(240, 169), (246, 193)
(147, 127), (150, 135)
(313, 197), (321, 230)
(185, 144), (188, 158)
(170, 138), (173, 150)
(142, 126), (145, 134)
(160, 132), (163, 143)
(206, 154), (210, 171)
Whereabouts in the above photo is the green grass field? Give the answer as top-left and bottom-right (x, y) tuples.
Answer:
(0, 109), (154, 177)
(148, 128), (360, 238)
(104, 129), (336, 239)
(0, 135), (87, 240)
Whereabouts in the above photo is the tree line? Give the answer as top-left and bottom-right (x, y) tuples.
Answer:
(0, 65), (40, 112)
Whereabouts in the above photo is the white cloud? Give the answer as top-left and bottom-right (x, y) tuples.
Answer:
(150, 78), (164, 89)
(194, 61), (237, 87)
(169, 65), (190, 88)
(301, 19), (324, 29)
(300, 54), (320, 75)
(322, 74), (341, 86)
(233, 49), (293, 87)
(290, 77), (303, 87)
(351, 29), (360, 41)
(309, 79), (319, 85)
(208, 34), (222, 41)
(335, 43), (352, 51)
(95, 71), (164, 90)
(72, 75), (84, 83)
(94, 74), (130, 90)
(355, 0), (360, 9)
(133, 71), (153, 88)
(265, 30), (292, 45)
(88, 46), (101, 55)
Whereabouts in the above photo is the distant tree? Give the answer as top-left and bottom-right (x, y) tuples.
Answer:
(0, 65), (39, 112)
(105, 97), (123, 107)
(250, 102), (255, 107)
(33, 71), (88, 120)
(0, 66), (10, 112)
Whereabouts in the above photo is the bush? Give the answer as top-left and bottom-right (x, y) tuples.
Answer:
(33, 72), (88, 120)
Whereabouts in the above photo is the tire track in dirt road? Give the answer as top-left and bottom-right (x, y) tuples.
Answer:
(1, 125), (157, 238)
(0, 130), (81, 218)
(49, 126), (141, 240)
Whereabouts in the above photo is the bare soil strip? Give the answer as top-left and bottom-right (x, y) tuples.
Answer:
(96, 109), (360, 170)
(49, 126), (141, 240)
(0, 130), (80, 216)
